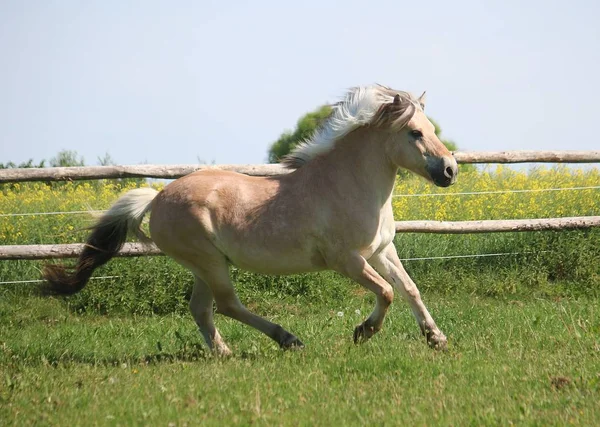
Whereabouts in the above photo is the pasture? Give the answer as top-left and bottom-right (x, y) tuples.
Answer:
(1, 292), (599, 425)
(1, 167), (599, 424)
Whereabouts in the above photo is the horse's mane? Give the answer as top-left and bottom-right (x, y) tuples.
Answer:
(282, 85), (422, 169)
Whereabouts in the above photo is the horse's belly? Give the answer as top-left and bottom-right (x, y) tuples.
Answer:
(227, 248), (324, 275)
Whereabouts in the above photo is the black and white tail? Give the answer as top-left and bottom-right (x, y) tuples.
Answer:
(42, 188), (158, 295)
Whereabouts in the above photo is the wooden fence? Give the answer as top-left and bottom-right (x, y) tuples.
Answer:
(2, 217), (599, 260)
(1, 150), (599, 261)
(1, 150), (599, 183)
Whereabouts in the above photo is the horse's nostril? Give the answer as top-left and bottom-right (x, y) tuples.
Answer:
(444, 166), (454, 178)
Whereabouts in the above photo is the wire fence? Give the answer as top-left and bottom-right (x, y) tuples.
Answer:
(0, 250), (553, 285)
(0, 276), (120, 285)
(0, 210), (105, 218)
(392, 185), (600, 198)
(2, 185), (599, 217)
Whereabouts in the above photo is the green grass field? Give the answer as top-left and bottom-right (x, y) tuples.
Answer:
(1, 168), (599, 425)
(1, 290), (599, 425)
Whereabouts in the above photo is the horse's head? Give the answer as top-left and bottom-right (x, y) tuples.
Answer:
(283, 85), (459, 187)
(380, 92), (458, 187)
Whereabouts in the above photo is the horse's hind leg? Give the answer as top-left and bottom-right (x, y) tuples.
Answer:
(190, 275), (232, 356)
(195, 257), (304, 350)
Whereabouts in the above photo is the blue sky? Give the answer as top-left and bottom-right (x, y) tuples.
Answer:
(1, 0), (598, 166)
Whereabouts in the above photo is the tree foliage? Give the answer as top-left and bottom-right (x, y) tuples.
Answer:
(268, 105), (332, 163)
(0, 159), (46, 169)
(50, 150), (85, 167)
(1, 150), (84, 169)
(0, 150), (146, 186)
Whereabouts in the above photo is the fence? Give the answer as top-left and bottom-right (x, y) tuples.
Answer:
(1, 151), (600, 183)
(1, 150), (599, 262)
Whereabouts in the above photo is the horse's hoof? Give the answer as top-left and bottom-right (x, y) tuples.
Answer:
(280, 334), (304, 350)
(353, 324), (365, 344)
(427, 332), (448, 351)
(353, 323), (376, 344)
(214, 347), (233, 358)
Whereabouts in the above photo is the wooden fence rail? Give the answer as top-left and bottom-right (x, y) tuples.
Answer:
(2, 217), (599, 260)
(1, 150), (600, 183)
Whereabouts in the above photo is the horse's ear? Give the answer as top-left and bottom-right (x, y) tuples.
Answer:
(418, 91), (426, 109)
(393, 94), (401, 106)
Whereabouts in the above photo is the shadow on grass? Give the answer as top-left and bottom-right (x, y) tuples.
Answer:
(31, 345), (211, 368)
(7, 341), (295, 368)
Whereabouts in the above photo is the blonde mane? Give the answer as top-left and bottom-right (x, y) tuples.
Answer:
(282, 85), (423, 169)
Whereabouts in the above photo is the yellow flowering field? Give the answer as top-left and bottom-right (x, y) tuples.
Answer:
(393, 166), (599, 221)
(0, 166), (598, 246)
(0, 181), (163, 245)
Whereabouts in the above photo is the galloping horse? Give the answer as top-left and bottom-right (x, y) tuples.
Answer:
(43, 85), (458, 355)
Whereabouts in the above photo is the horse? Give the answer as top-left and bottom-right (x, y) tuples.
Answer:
(43, 85), (458, 356)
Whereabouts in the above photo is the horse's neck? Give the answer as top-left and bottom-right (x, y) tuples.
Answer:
(298, 129), (398, 209)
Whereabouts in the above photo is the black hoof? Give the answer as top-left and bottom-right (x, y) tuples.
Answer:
(354, 323), (372, 344)
(353, 324), (363, 344)
(280, 334), (305, 350)
(354, 322), (378, 344)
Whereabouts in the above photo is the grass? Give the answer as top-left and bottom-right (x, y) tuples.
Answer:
(1, 167), (599, 424)
(1, 291), (599, 425)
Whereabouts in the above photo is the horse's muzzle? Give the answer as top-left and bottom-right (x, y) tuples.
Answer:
(428, 156), (458, 187)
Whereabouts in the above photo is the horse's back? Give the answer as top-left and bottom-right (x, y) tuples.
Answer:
(149, 169), (275, 240)
(149, 170), (325, 274)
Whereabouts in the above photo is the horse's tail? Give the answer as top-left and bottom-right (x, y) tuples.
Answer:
(42, 187), (159, 295)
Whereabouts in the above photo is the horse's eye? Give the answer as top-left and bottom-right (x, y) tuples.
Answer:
(410, 130), (423, 139)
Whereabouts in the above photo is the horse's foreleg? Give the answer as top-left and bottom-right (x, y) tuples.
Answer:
(371, 244), (447, 349)
(335, 253), (394, 343)
(190, 275), (232, 357)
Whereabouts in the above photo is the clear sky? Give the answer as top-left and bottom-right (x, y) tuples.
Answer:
(1, 0), (598, 166)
